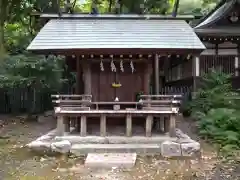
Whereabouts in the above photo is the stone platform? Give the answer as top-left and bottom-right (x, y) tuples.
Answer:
(85, 153), (137, 168)
(26, 127), (200, 158)
(71, 144), (161, 155)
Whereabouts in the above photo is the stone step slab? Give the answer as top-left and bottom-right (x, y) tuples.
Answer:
(71, 144), (161, 155)
(85, 153), (137, 168)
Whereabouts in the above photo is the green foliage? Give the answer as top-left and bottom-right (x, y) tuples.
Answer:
(0, 54), (66, 91)
(5, 23), (32, 53)
(185, 69), (240, 152)
(197, 108), (240, 151)
(185, 69), (236, 116)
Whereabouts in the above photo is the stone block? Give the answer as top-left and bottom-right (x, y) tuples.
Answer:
(50, 140), (71, 153)
(27, 141), (51, 152)
(161, 141), (181, 157)
(70, 144), (161, 155)
(181, 142), (201, 157)
(85, 153), (137, 168)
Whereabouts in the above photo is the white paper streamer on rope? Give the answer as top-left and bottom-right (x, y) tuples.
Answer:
(111, 59), (116, 72)
(130, 60), (135, 73)
(120, 60), (124, 72)
(100, 60), (104, 71)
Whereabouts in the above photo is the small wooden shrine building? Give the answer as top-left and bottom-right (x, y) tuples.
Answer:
(28, 14), (205, 99)
(194, 0), (240, 83)
(27, 14), (205, 137)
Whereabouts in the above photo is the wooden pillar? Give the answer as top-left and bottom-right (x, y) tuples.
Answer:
(57, 115), (65, 136)
(160, 116), (165, 132)
(177, 64), (181, 80)
(143, 62), (152, 94)
(76, 117), (81, 132)
(100, 114), (106, 137)
(156, 116), (164, 132)
(64, 117), (70, 132)
(235, 56), (239, 76)
(154, 54), (160, 95)
(76, 56), (81, 94)
(193, 56), (200, 77)
(164, 116), (170, 133)
(145, 115), (153, 137)
(126, 114), (132, 137)
(169, 114), (176, 137)
(192, 56), (200, 94)
(70, 117), (76, 127)
(80, 115), (87, 136)
(82, 61), (91, 95)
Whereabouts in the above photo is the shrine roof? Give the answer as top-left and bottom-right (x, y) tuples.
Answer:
(27, 17), (205, 52)
(194, 0), (240, 37)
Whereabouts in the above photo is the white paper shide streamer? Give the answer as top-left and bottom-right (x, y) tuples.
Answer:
(120, 60), (124, 72)
(100, 60), (104, 71)
(130, 60), (135, 73)
(111, 60), (116, 72)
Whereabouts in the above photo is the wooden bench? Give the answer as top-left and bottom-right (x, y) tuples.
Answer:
(52, 94), (92, 133)
(55, 108), (178, 137)
(52, 94), (181, 137)
(51, 94), (92, 110)
(140, 94), (182, 136)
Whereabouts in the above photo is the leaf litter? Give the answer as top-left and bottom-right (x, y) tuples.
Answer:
(0, 115), (239, 180)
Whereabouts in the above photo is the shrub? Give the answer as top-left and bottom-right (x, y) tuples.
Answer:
(184, 69), (240, 152)
(184, 69), (239, 117)
(197, 108), (240, 151)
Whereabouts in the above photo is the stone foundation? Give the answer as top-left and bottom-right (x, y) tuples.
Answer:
(26, 127), (200, 158)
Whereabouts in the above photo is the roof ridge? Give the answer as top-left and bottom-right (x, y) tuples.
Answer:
(39, 13), (194, 20)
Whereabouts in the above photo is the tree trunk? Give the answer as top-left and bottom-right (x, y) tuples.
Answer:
(108, 0), (112, 12)
(0, 0), (5, 59)
(172, 0), (180, 17)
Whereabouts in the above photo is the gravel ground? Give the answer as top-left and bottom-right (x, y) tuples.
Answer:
(0, 114), (239, 180)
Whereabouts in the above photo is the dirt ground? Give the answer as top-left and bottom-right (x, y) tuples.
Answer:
(0, 114), (239, 180)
